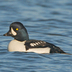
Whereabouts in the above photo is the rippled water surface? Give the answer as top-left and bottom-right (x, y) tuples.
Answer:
(0, 0), (72, 72)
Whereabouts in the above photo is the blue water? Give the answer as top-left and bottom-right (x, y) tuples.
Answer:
(0, 0), (72, 72)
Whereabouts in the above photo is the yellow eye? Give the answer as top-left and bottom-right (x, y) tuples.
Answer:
(16, 28), (19, 30)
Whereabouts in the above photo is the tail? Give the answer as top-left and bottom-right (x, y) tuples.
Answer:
(61, 53), (72, 55)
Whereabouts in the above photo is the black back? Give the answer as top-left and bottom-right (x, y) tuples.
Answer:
(25, 40), (65, 53)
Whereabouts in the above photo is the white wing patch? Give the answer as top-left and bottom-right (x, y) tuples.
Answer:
(30, 42), (40, 47)
(30, 41), (46, 47)
(30, 43), (35, 46)
(11, 27), (17, 36)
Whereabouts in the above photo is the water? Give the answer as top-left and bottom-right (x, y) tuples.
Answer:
(0, 0), (72, 72)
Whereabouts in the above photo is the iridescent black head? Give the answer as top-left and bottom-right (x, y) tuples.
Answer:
(3, 22), (29, 41)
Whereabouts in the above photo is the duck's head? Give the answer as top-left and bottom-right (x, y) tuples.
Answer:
(3, 22), (29, 41)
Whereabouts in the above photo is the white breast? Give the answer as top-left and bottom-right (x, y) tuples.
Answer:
(8, 40), (26, 52)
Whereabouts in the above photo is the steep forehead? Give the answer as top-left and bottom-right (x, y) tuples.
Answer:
(10, 22), (24, 29)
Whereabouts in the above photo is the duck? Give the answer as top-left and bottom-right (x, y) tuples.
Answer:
(3, 22), (68, 54)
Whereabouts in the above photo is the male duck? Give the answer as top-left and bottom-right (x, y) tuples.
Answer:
(3, 22), (67, 54)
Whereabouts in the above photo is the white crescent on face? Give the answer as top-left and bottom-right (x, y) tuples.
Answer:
(11, 27), (17, 36)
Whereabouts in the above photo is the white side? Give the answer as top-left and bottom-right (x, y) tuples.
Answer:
(8, 40), (50, 54)
(8, 40), (26, 52)
(27, 47), (51, 54)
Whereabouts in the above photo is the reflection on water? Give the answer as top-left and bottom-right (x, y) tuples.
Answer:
(0, 0), (72, 72)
